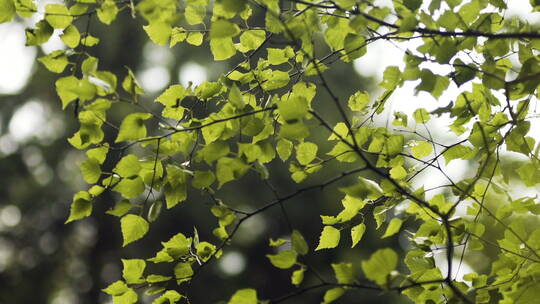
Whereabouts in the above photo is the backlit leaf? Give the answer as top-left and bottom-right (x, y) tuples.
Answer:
(120, 214), (149, 247)
(316, 226), (340, 250)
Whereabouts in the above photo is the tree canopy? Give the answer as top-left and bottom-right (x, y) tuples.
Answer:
(2, 0), (540, 303)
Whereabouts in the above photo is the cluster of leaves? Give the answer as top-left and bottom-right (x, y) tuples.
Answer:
(3, 0), (540, 303)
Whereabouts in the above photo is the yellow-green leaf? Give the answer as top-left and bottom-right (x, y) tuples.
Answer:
(45, 4), (72, 29)
(228, 288), (257, 304)
(382, 218), (403, 238)
(115, 113), (152, 143)
(266, 250), (297, 269)
(143, 22), (172, 46)
(361, 248), (398, 285)
(38, 50), (69, 73)
(351, 223), (366, 248)
(411, 140), (433, 158)
(61, 24), (80, 48)
(296, 141), (318, 165)
(316, 226), (340, 250)
(0, 0), (16, 24)
(122, 259), (146, 284)
(120, 214), (149, 247)
(65, 191), (92, 223)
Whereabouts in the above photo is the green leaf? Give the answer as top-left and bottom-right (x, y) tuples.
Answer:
(343, 34), (366, 61)
(453, 60), (476, 86)
(260, 70), (290, 91)
(170, 27), (187, 47)
(361, 248), (398, 285)
(88, 185), (105, 196)
(216, 157), (249, 187)
(192, 170), (215, 189)
(97, 0), (118, 25)
(516, 162), (540, 187)
(197, 141), (230, 164)
(277, 96), (309, 122)
(295, 141), (318, 165)
(143, 22), (172, 46)
(389, 166), (407, 180)
(14, 0), (36, 17)
(112, 288), (138, 304)
(122, 67), (144, 95)
(147, 201), (163, 223)
(404, 0), (422, 11)
(266, 250), (297, 269)
(413, 108), (430, 124)
(115, 113), (152, 142)
(332, 263), (354, 284)
(277, 138), (293, 160)
(238, 29), (266, 52)
(443, 144), (475, 164)
(269, 238), (287, 247)
(291, 230), (309, 255)
(291, 267), (305, 286)
(334, 0), (356, 9)
(163, 166), (189, 208)
(114, 154), (141, 178)
(146, 275), (172, 283)
(25, 20), (53, 46)
(153, 290), (182, 304)
(186, 32), (204, 46)
(66, 191), (92, 223)
(228, 288), (257, 304)
(195, 81), (223, 100)
(324, 17), (350, 50)
(79, 157), (101, 183)
(415, 70), (449, 98)
(157, 84), (187, 108)
(220, 0), (247, 14)
(381, 218), (403, 238)
(322, 288), (345, 303)
(103, 280), (128, 296)
(55, 76), (96, 109)
(174, 262), (193, 282)
(228, 84), (245, 109)
(380, 66), (401, 90)
(114, 177), (145, 199)
(411, 140), (433, 158)
(40, 51), (68, 73)
(267, 47), (292, 65)
(81, 35), (99, 47)
(152, 233), (192, 262)
(210, 19), (240, 39)
(120, 214), (149, 247)
(106, 199), (132, 217)
(0, 0), (16, 24)
(45, 4), (72, 29)
(210, 37), (236, 60)
(196, 242), (218, 262)
(339, 177), (382, 200)
(185, 1), (207, 25)
(325, 195), (367, 224)
(280, 121), (310, 140)
(373, 205), (387, 229)
(351, 223), (366, 248)
(61, 24), (80, 48)
(348, 91), (370, 111)
(315, 226), (340, 250)
(122, 259), (146, 284)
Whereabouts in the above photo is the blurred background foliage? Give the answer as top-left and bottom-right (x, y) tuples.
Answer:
(0, 2), (537, 304)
